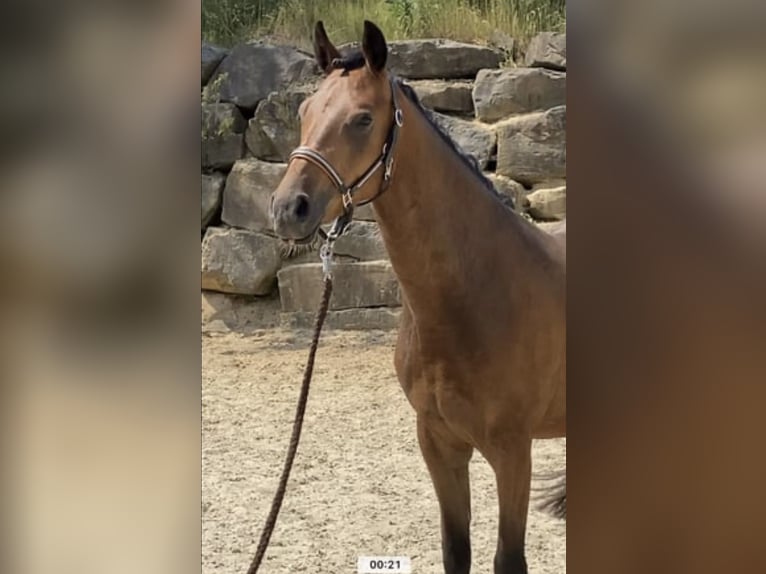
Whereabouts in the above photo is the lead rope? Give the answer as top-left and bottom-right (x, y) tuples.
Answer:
(245, 240), (337, 574)
(246, 75), (400, 573)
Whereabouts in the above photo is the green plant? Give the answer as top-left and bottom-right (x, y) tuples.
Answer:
(202, 112), (236, 140)
(202, 72), (227, 104)
(202, 0), (566, 49)
(201, 73), (237, 139)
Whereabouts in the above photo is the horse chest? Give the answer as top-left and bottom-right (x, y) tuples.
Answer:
(394, 310), (500, 437)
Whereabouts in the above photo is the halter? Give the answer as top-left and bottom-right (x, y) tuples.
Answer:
(287, 75), (404, 242)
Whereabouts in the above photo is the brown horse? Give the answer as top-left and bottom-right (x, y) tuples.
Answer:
(271, 21), (566, 574)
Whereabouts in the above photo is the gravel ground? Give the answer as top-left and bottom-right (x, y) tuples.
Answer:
(203, 328), (566, 573)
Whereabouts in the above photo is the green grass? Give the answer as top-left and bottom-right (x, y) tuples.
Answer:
(203, 0), (565, 49)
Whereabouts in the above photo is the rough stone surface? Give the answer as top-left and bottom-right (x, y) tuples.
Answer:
(473, 68), (566, 122)
(201, 227), (281, 295)
(387, 40), (504, 79)
(202, 173), (226, 228)
(486, 173), (528, 210)
(354, 203), (377, 221)
(280, 222), (388, 266)
(496, 106), (566, 185)
(202, 103), (247, 138)
(202, 43), (228, 86)
(525, 32), (566, 70)
(527, 185), (566, 220)
(202, 291), (282, 332)
(432, 113), (496, 169)
(245, 84), (314, 162)
(202, 134), (244, 170)
(281, 307), (401, 331)
(333, 221), (388, 261)
(277, 261), (400, 312)
(211, 43), (317, 110)
(222, 159), (286, 232)
(409, 80), (474, 114)
(536, 220), (567, 235)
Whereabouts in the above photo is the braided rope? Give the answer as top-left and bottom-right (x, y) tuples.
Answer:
(246, 276), (334, 574)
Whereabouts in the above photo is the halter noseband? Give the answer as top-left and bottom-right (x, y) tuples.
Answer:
(287, 75), (403, 240)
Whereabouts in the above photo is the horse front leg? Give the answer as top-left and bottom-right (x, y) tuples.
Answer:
(485, 435), (533, 574)
(417, 415), (473, 574)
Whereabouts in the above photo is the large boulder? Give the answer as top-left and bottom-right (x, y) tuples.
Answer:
(201, 227), (281, 295)
(496, 106), (566, 185)
(486, 173), (528, 210)
(525, 32), (566, 70)
(202, 43), (228, 86)
(221, 159), (286, 232)
(201, 103), (246, 169)
(210, 43), (317, 111)
(245, 84), (314, 162)
(473, 68), (566, 122)
(353, 202), (377, 221)
(281, 221), (387, 264)
(333, 221), (388, 261)
(536, 220), (567, 235)
(280, 222), (388, 266)
(277, 261), (400, 312)
(202, 291), (282, 332)
(202, 103), (247, 138)
(387, 40), (504, 79)
(432, 113), (496, 169)
(409, 80), (474, 114)
(202, 172), (226, 228)
(527, 185), (566, 220)
(201, 134), (244, 170)
(281, 307), (401, 330)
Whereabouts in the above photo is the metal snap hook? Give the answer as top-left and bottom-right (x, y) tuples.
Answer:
(319, 241), (334, 279)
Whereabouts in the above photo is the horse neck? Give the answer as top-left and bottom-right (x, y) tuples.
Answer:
(372, 93), (530, 312)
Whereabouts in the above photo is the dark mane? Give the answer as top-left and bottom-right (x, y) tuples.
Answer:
(333, 48), (514, 210)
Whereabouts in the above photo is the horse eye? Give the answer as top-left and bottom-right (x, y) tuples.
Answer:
(353, 113), (374, 129)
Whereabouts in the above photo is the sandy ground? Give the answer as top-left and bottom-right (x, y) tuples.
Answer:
(203, 328), (566, 574)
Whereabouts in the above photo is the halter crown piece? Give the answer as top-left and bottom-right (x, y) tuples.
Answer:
(287, 74), (404, 252)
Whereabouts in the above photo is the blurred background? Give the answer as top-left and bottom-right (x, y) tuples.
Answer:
(203, 0), (565, 47)
(1, 0), (765, 572)
(0, 1), (200, 573)
(568, 1), (766, 573)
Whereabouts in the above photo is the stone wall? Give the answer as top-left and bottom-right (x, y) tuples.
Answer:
(201, 33), (566, 332)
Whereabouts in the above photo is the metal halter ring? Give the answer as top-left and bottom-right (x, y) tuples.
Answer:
(319, 241), (334, 279)
(342, 191), (354, 210)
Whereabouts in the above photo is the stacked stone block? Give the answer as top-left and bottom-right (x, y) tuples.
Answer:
(201, 33), (566, 331)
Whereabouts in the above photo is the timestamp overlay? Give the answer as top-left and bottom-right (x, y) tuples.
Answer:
(357, 556), (412, 573)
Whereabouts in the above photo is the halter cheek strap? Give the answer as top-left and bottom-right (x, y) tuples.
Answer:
(287, 75), (403, 240)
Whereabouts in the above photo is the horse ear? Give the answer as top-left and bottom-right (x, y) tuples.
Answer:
(362, 20), (387, 74)
(313, 21), (340, 74)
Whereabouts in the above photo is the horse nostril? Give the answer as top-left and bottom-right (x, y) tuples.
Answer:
(294, 193), (310, 220)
